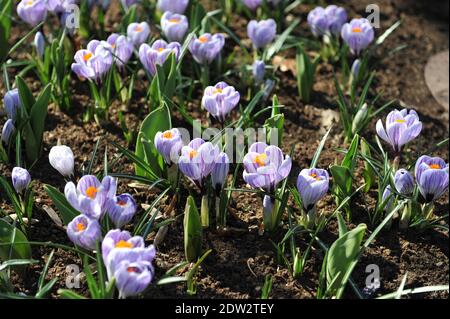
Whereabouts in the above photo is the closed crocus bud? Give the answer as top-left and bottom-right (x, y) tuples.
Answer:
(351, 59), (361, 79)
(107, 33), (134, 67)
(188, 33), (225, 64)
(307, 7), (328, 37)
(352, 103), (368, 134)
(71, 40), (114, 81)
(17, 0), (47, 27)
(382, 185), (394, 212)
(67, 215), (102, 251)
(1, 119), (15, 144)
(242, 0), (262, 11)
(252, 60), (265, 84)
(202, 82), (240, 123)
(376, 108), (422, 154)
(114, 260), (154, 298)
(154, 128), (183, 164)
(415, 155), (449, 202)
(157, 0), (189, 14)
(34, 31), (45, 58)
(394, 169), (415, 195)
(247, 19), (277, 49)
(324, 5), (347, 36)
(139, 40), (181, 76)
(161, 11), (189, 43)
(106, 194), (137, 228)
(3, 89), (21, 120)
(341, 18), (375, 55)
(12, 167), (31, 193)
(127, 22), (150, 47)
(49, 145), (74, 177)
(296, 168), (329, 211)
(121, 0), (139, 10)
(243, 142), (292, 192)
(211, 152), (229, 192)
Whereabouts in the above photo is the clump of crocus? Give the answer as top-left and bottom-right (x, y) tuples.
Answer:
(49, 145), (75, 178)
(34, 31), (45, 59)
(188, 33), (225, 65)
(201, 82), (240, 124)
(415, 155), (449, 203)
(71, 40), (113, 81)
(139, 40), (181, 76)
(17, 0), (47, 26)
(106, 194), (137, 228)
(157, 0), (189, 14)
(1, 119), (15, 144)
(247, 19), (277, 50)
(161, 11), (189, 43)
(127, 22), (151, 47)
(106, 33), (134, 68)
(67, 214), (102, 251)
(11, 167), (31, 194)
(341, 18), (375, 55)
(3, 89), (21, 121)
(308, 5), (347, 38)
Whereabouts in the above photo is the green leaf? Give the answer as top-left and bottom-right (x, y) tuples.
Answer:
(184, 196), (203, 263)
(296, 45), (316, 103)
(330, 165), (352, 194)
(336, 213), (348, 238)
(0, 219), (32, 273)
(28, 83), (51, 157)
(57, 289), (87, 299)
(44, 184), (79, 225)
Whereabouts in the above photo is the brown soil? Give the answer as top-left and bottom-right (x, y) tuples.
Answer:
(0, 0), (448, 299)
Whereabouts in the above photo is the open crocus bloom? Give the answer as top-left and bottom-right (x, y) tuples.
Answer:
(161, 11), (189, 43)
(243, 142), (292, 192)
(106, 194), (137, 228)
(296, 168), (329, 211)
(376, 109), (422, 154)
(341, 18), (374, 55)
(65, 175), (117, 219)
(127, 22), (151, 47)
(102, 229), (145, 269)
(154, 128), (183, 164)
(202, 82), (240, 123)
(71, 40), (113, 81)
(188, 33), (225, 64)
(17, 0), (47, 27)
(114, 259), (154, 298)
(415, 155), (449, 202)
(107, 33), (134, 67)
(67, 215), (102, 251)
(247, 19), (277, 49)
(139, 40), (181, 76)
(157, 0), (189, 14)
(178, 138), (220, 186)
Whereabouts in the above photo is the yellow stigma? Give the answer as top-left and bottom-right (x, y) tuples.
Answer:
(189, 150), (198, 159)
(135, 25), (143, 32)
(26, 0), (33, 6)
(163, 131), (173, 139)
(85, 186), (98, 199)
(83, 52), (93, 62)
(115, 240), (134, 249)
(169, 18), (180, 23)
(429, 164), (441, 169)
(395, 119), (406, 123)
(352, 27), (362, 33)
(213, 88), (223, 94)
(199, 36), (209, 43)
(253, 153), (267, 167)
(310, 173), (321, 181)
(76, 222), (86, 232)
(158, 47), (165, 52)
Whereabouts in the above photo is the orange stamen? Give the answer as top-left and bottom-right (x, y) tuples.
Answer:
(83, 52), (93, 62)
(169, 18), (180, 23)
(199, 36), (209, 43)
(429, 164), (441, 169)
(189, 150), (198, 159)
(76, 223), (86, 232)
(116, 240), (134, 249)
(163, 131), (173, 139)
(254, 153), (267, 167)
(352, 27), (362, 33)
(85, 186), (98, 199)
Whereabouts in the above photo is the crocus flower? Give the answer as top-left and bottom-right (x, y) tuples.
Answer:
(120, 0), (139, 9)
(34, 31), (45, 58)
(157, 0), (189, 14)
(67, 215), (102, 250)
(139, 40), (181, 76)
(71, 40), (113, 81)
(17, 0), (47, 26)
(252, 60), (265, 84)
(201, 82), (240, 123)
(102, 229), (145, 266)
(394, 169), (415, 195)
(49, 145), (74, 177)
(243, 142), (292, 192)
(106, 194), (137, 228)
(242, 0), (262, 11)
(106, 34), (134, 68)
(188, 33), (225, 64)
(341, 18), (375, 55)
(114, 260), (154, 298)
(376, 109), (422, 154)
(154, 128), (183, 164)
(415, 155), (449, 202)
(46, 0), (75, 13)
(178, 138), (220, 187)
(211, 152), (229, 192)
(65, 175), (117, 219)
(161, 11), (189, 43)
(3, 89), (21, 120)
(351, 59), (361, 79)
(324, 5), (347, 36)
(307, 7), (328, 37)
(247, 19), (277, 49)
(382, 185), (394, 211)
(296, 168), (329, 211)
(11, 167), (31, 194)
(1, 119), (15, 144)
(127, 22), (151, 47)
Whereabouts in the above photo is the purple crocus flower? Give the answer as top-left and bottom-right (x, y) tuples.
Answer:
(67, 215), (102, 251)
(64, 175), (117, 219)
(394, 169), (415, 195)
(307, 7), (328, 37)
(341, 18), (375, 55)
(243, 142), (292, 192)
(161, 11), (189, 43)
(34, 31), (45, 58)
(157, 0), (189, 14)
(415, 155), (449, 202)
(102, 229), (145, 267)
(188, 33), (225, 64)
(211, 152), (229, 192)
(3, 89), (21, 120)
(242, 0), (262, 11)
(120, 0), (139, 9)
(178, 138), (220, 187)
(351, 59), (361, 79)
(382, 185), (394, 211)
(127, 22), (151, 47)
(324, 5), (347, 36)
(17, 0), (47, 27)
(201, 82), (240, 123)
(107, 34), (134, 67)
(114, 260), (154, 298)
(154, 128), (183, 165)
(247, 19), (277, 49)
(139, 40), (181, 76)
(46, 0), (75, 13)
(296, 168), (329, 211)
(12, 167), (31, 194)
(71, 40), (113, 81)
(376, 109), (422, 154)
(1, 119), (15, 144)
(106, 194), (137, 228)
(252, 60), (265, 84)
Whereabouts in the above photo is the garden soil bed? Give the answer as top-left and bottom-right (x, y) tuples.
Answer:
(1, 0), (448, 299)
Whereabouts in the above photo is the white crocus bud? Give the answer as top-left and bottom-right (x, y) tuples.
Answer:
(49, 145), (75, 177)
